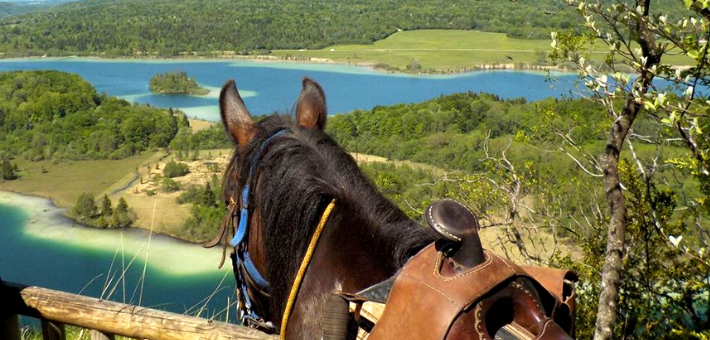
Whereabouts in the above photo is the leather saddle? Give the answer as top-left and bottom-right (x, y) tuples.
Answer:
(327, 199), (577, 340)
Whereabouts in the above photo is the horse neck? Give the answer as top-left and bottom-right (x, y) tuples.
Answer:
(278, 203), (431, 339)
(319, 201), (433, 291)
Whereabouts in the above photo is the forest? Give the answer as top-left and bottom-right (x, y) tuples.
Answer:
(0, 70), (187, 161)
(0, 0), (684, 57)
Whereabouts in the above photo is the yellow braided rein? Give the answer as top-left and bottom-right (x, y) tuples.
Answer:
(280, 199), (337, 340)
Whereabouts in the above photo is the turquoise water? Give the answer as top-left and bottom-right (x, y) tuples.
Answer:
(0, 192), (235, 321)
(0, 58), (578, 121)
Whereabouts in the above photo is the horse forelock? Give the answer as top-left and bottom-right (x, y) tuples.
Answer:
(222, 113), (435, 322)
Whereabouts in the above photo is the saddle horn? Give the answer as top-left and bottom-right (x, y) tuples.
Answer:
(425, 199), (485, 272)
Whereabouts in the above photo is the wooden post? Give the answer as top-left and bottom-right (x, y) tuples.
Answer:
(41, 319), (66, 340)
(90, 330), (116, 340)
(0, 315), (21, 340)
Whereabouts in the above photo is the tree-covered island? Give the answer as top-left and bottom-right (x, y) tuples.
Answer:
(149, 71), (209, 95)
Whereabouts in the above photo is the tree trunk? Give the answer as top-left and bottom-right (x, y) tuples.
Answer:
(593, 1), (658, 337)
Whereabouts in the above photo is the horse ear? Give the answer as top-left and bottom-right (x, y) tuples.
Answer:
(220, 79), (254, 146)
(296, 77), (327, 130)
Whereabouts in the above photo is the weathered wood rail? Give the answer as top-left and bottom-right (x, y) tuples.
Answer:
(0, 280), (276, 340)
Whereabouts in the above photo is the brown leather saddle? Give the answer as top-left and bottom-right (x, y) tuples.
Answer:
(325, 199), (577, 340)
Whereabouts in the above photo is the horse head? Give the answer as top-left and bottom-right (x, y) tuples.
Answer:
(217, 77), (435, 339)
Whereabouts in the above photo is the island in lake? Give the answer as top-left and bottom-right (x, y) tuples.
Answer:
(149, 70), (209, 95)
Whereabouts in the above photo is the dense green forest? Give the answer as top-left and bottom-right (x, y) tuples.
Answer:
(0, 70), (187, 161)
(0, 0), (685, 57)
(149, 71), (208, 95)
(328, 93), (606, 172)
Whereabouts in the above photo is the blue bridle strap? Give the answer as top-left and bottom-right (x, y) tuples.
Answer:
(243, 251), (270, 289)
(230, 130), (287, 247)
(229, 129), (287, 302)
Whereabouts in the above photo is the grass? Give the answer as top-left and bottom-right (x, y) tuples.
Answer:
(188, 118), (217, 133)
(351, 152), (454, 177)
(271, 29), (693, 72)
(21, 325), (133, 340)
(114, 149), (232, 241)
(0, 152), (159, 208)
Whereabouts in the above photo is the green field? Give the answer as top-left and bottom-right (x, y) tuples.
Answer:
(271, 29), (692, 72)
(0, 152), (159, 208)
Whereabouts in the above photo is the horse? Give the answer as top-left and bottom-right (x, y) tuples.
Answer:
(214, 77), (576, 340)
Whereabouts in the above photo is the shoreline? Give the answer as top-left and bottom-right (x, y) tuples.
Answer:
(0, 190), (228, 275)
(0, 53), (577, 76)
(0, 186), (201, 245)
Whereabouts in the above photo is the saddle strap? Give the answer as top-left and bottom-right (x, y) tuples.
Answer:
(521, 266), (578, 336)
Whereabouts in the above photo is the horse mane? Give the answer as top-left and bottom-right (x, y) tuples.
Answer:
(223, 114), (435, 318)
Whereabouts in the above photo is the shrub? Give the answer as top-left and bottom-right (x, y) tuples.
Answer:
(163, 160), (189, 178)
(1, 160), (18, 180)
(162, 178), (181, 192)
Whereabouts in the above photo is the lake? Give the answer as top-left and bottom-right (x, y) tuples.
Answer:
(0, 58), (579, 121)
(0, 191), (236, 321)
(0, 58), (579, 324)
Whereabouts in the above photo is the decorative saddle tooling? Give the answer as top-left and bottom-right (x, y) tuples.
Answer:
(331, 199), (577, 340)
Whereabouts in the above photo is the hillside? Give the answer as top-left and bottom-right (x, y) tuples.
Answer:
(0, 70), (186, 161)
(0, 0), (594, 57)
(0, 0), (691, 58)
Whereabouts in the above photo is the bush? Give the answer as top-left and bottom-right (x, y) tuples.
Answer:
(177, 185), (202, 204)
(1, 160), (18, 180)
(163, 160), (189, 178)
(162, 178), (181, 192)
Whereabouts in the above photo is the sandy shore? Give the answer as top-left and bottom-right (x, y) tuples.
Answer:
(0, 190), (227, 276)
(5, 53), (573, 76)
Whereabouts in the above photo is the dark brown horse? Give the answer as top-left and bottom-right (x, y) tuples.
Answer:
(217, 78), (576, 340)
(218, 77), (435, 339)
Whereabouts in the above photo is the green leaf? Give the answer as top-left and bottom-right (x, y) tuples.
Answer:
(688, 49), (700, 59)
(644, 101), (657, 111)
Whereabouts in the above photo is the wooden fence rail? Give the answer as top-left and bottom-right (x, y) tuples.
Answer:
(1, 280), (276, 340)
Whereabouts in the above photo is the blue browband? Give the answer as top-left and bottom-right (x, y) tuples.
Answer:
(230, 129), (287, 330)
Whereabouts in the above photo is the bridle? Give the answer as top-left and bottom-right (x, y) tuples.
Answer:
(206, 128), (337, 338)
(206, 129), (287, 333)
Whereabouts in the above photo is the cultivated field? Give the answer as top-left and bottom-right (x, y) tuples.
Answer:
(271, 29), (692, 72)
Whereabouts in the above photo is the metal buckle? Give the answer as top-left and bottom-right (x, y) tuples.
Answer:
(243, 315), (277, 333)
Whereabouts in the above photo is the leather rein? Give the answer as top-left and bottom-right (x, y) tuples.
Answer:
(206, 129), (336, 337)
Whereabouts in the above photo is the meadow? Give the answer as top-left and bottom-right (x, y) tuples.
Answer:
(0, 152), (159, 208)
(271, 30), (693, 72)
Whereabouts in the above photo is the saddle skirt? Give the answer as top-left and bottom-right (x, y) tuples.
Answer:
(345, 244), (577, 340)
